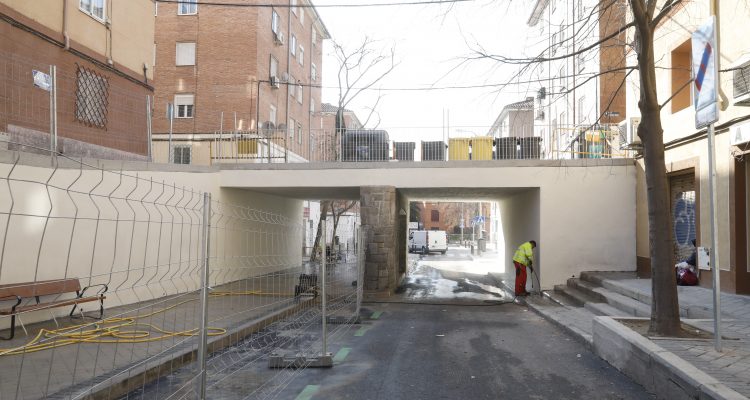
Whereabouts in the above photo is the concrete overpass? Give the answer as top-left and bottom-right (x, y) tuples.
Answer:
(219, 159), (637, 291)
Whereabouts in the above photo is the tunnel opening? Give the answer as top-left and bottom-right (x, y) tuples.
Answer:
(394, 188), (541, 305)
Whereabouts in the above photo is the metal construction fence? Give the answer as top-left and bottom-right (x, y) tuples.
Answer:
(0, 145), (363, 399)
(161, 125), (636, 165)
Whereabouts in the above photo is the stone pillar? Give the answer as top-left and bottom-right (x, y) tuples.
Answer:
(360, 186), (399, 292)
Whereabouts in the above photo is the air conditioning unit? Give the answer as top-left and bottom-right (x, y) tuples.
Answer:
(274, 31), (285, 46)
(618, 117), (641, 146)
(270, 76), (280, 88)
(537, 87), (547, 100)
(732, 55), (750, 106)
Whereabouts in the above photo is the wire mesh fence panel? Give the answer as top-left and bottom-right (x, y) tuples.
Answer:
(0, 148), (205, 399)
(0, 144), (365, 400)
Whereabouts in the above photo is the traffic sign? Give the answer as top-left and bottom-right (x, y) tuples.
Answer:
(692, 17), (719, 129)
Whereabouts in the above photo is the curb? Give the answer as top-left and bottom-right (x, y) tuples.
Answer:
(523, 297), (594, 349)
(593, 316), (748, 400)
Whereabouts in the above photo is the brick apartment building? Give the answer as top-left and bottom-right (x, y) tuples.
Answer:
(416, 202), (492, 239)
(152, 0), (330, 165)
(0, 0), (155, 160)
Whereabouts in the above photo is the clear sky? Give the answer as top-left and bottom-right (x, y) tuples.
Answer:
(316, 0), (538, 142)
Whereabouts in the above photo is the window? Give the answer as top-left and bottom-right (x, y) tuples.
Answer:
(297, 84), (303, 104)
(578, 54), (585, 72)
(297, 122), (302, 144)
(270, 105), (277, 124)
(311, 63), (317, 81)
(153, 43), (157, 68)
(312, 28), (317, 46)
(75, 65), (108, 128)
(300, 9), (305, 25)
(291, 35), (297, 56)
(272, 10), (280, 34)
(431, 210), (440, 222)
(577, 0), (585, 20)
(559, 24), (565, 49)
(173, 145), (191, 164)
(298, 45), (304, 65)
(174, 94), (194, 118)
(551, 0), (556, 14)
(175, 42), (196, 66)
(289, 118), (296, 139)
(551, 33), (557, 53)
(270, 55), (279, 79)
(79, 0), (105, 21)
(559, 65), (565, 90)
(671, 39), (692, 113)
(178, 0), (197, 15)
(578, 96), (585, 124)
(310, 100), (315, 113)
(289, 75), (296, 97)
(291, 0), (297, 14)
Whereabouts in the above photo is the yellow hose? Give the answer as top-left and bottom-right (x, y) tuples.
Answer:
(0, 290), (298, 356)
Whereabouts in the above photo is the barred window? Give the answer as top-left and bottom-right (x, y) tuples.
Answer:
(75, 65), (109, 128)
(173, 145), (191, 164)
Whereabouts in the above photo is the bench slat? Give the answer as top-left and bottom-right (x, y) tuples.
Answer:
(0, 279), (82, 299)
(0, 296), (104, 315)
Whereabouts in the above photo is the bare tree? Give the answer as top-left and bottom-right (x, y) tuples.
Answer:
(331, 37), (397, 158)
(464, 0), (687, 335)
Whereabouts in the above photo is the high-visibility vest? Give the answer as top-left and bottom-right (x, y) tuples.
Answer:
(513, 242), (534, 266)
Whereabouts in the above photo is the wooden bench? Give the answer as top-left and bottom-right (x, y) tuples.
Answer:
(0, 279), (107, 340)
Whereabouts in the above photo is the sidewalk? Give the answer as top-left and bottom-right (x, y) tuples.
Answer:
(502, 271), (750, 399)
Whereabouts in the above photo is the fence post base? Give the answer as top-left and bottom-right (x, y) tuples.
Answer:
(268, 353), (333, 368)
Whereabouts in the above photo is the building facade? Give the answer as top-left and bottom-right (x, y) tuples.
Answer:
(152, 0), (330, 165)
(488, 97), (535, 139)
(0, 0), (155, 159)
(525, 0), (627, 159)
(627, 0), (750, 294)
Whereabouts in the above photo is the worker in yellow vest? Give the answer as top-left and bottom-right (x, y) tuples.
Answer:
(513, 240), (536, 296)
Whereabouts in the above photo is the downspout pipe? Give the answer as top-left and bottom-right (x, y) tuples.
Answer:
(63, 0), (70, 50)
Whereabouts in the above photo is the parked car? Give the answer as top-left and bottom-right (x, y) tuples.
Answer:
(409, 230), (448, 254)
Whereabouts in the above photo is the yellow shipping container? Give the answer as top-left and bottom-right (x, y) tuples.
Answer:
(449, 138), (471, 160)
(471, 136), (494, 160)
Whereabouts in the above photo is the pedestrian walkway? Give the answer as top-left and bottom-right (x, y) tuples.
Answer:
(515, 271), (750, 399)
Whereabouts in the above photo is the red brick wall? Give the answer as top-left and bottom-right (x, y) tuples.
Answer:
(0, 17), (151, 156)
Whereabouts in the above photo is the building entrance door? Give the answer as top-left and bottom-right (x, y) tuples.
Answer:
(670, 172), (697, 264)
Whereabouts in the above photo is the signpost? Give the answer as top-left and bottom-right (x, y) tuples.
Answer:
(33, 67), (57, 159)
(692, 16), (722, 352)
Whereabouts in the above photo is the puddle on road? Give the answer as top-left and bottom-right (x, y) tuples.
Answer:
(395, 263), (510, 302)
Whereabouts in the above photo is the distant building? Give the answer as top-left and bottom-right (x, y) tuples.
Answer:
(152, 0), (330, 165)
(0, 0), (155, 159)
(525, 0), (627, 159)
(488, 97), (535, 138)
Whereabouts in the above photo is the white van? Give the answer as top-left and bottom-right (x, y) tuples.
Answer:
(409, 230), (448, 254)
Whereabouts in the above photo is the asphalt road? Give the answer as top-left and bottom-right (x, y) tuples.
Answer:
(276, 302), (654, 400)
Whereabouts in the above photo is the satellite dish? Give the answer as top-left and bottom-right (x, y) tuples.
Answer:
(262, 121), (275, 137)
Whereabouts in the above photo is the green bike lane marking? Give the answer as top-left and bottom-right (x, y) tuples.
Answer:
(295, 385), (320, 400)
(354, 326), (371, 336)
(333, 347), (351, 363)
(370, 311), (383, 319)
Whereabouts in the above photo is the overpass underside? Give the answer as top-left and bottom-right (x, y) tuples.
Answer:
(220, 159), (637, 292)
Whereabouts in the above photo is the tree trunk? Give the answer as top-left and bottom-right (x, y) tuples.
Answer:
(636, 22), (681, 336)
(310, 201), (330, 262)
